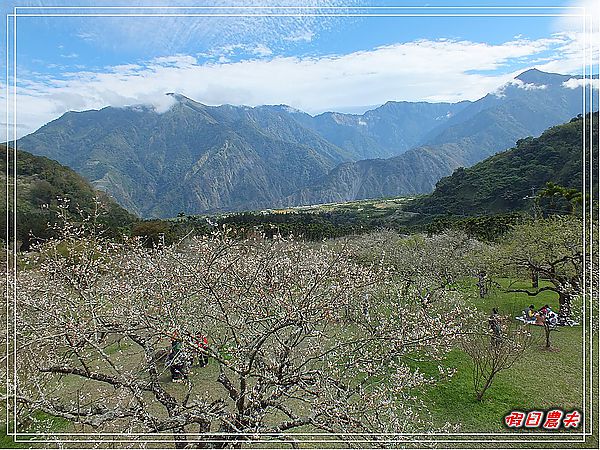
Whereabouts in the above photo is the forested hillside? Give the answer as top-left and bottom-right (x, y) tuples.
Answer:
(0, 145), (136, 250)
(409, 113), (597, 216)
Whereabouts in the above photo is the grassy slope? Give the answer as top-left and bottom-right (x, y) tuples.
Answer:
(419, 278), (593, 440)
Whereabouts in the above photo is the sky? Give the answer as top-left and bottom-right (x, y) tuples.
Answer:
(1, 0), (599, 137)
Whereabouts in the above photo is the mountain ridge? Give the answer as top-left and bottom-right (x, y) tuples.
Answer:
(16, 69), (589, 218)
(408, 112), (597, 217)
(286, 69), (587, 207)
(0, 144), (136, 250)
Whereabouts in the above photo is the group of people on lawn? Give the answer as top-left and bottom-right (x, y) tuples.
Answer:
(521, 304), (559, 326)
(166, 330), (210, 382)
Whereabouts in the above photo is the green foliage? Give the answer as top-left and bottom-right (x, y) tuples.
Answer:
(495, 215), (583, 279)
(410, 113), (598, 217)
(486, 215), (590, 322)
(426, 213), (525, 241)
(131, 220), (176, 247)
(157, 198), (418, 242)
(538, 181), (583, 215)
(0, 145), (136, 250)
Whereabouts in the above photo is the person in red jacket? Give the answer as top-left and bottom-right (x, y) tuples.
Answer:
(195, 334), (209, 367)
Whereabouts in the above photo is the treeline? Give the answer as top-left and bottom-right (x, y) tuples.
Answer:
(130, 210), (417, 247)
(129, 209), (544, 247)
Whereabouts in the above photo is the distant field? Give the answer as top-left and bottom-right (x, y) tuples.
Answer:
(190, 195), (418, 220)
(264, 196), (416, 214)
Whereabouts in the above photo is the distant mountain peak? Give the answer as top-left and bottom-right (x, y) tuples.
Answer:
(166, 92), (206, 106)
(166, 92), (190, 100)
(516, 68), (546, 77)
(16, 72), (584, 218)
(515, 68), (573, 86)
(165, 92), (215, 119)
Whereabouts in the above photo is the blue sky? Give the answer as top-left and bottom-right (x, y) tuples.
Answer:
(1, 1), (598, 136)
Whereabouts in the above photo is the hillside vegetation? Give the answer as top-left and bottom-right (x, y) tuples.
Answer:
(0, 145), (136, 250)
(409, 113), (597, 217)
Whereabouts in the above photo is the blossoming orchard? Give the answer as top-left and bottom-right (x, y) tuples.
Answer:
(1, 203), (594, 447)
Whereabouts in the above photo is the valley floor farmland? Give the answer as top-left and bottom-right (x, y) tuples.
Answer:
(1, 216), (596, 448)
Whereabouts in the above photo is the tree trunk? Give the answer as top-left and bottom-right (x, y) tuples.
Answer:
(531, 269), (539, 288)
(173, 427), (189, 449)
(544, 321), (551, 348)
(558, 292), (572, 324)
(476, 372), (495, 402)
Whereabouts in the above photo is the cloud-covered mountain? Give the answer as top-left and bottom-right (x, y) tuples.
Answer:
(17, 93), (466, 217)
(16, 69), (589, 217)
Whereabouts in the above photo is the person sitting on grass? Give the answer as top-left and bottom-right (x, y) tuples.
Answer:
(546, 306), (559, 326)
(535, 309), (546, 326)
(523, 304), (536, 322)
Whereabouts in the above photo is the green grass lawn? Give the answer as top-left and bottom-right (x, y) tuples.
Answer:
(419, 278), (591, 435)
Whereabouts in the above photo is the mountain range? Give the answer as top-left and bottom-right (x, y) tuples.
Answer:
(16, 69), (588, 218)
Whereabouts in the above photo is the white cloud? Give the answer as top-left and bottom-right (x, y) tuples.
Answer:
(531, 30), (599, 74)
(3, 34), (588, 138)
(199, 44), (274, 60)
(494, 79), (548, 98)
(563, 77), (600, 89)
(251, 44), (273, 57)
(284, 30), (315, 43)
(61, 0), (358, 55)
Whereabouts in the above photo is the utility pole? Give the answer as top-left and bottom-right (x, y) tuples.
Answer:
(523, 186), (539, 219)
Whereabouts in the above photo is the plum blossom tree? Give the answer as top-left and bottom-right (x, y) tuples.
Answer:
(494, 216), (587, 323)
(6, 212), (471, 448)
(345, 230), (486, 306)
(461, 313), (532, 401)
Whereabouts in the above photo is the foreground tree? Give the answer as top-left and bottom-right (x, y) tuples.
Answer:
(461, 312), (532, 401)
(7, 214), (469, 447)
